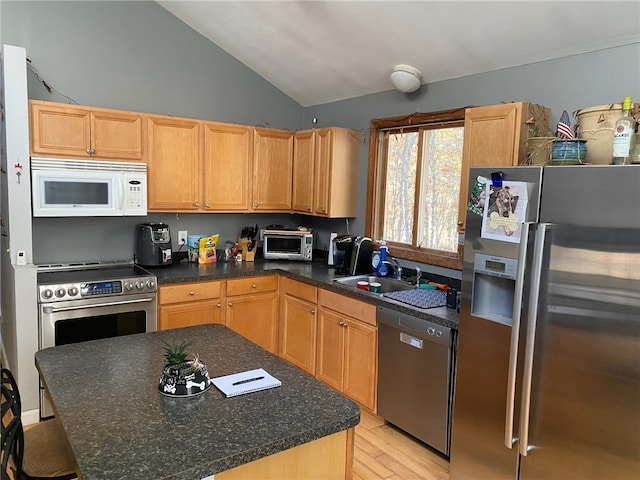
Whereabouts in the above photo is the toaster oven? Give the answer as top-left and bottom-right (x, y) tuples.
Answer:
(262, 227), (313, 261)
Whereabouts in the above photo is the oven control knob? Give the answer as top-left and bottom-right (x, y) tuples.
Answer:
(125, 282), (134, 291)
(67, 287), (79, 297)
(55, 287), (66, 298)
(41, 289), (54, 299)
(427, 327), (435, 336)
(135, 281), (145, 290)
(146, 279), (156, 289)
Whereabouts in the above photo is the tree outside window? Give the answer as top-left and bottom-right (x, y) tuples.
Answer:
(366, 108), (466, 269)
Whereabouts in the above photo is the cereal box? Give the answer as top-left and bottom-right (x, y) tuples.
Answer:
(198, 234), (219, 264)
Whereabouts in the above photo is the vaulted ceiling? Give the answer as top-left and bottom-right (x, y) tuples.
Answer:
(157, 1), (640, 107)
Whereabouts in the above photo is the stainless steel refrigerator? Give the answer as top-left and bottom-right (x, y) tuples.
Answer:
(450, 165), (640, 479)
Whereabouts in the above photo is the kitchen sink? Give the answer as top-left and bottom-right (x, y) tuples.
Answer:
(333, 275), (416, 293)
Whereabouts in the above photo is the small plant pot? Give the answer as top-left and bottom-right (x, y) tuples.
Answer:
(159, 361), (210, 397)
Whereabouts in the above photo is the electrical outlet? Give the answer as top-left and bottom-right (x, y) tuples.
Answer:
(178, 230), (188, 246)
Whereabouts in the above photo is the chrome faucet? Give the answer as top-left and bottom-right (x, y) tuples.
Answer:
(384, 257), (403, 279)
(414, 266), (422, 286)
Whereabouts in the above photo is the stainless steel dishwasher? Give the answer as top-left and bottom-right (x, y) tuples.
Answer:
(377, 305), (454, 456)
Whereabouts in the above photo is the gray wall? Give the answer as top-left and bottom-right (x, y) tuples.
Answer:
(2, 1), (639, 267)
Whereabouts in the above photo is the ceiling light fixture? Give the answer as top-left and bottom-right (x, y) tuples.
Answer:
(390, 64), (422, 93)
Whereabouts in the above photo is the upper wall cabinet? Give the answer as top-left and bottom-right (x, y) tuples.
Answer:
(253, 128), (294, 211)
(293, 127), (360, 218)
(146, 114), (200, 211)
(29, 100), (142, 161)
(457, 102), (550, 231)
(202, 121), (253, 211)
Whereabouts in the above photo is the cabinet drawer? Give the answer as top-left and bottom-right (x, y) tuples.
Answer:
(226, 275), (278, 296)
(159, 281), (222, 305)
(319, 289), (376, 326)
(283, 278), (317, 304)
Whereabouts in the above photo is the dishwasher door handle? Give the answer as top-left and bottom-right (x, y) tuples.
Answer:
(399, 332), (423, 349)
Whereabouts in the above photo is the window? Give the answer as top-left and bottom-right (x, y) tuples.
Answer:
(366, 109), (467, 269)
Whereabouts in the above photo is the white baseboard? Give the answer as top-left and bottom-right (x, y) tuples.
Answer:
(22, 408), (40, 426)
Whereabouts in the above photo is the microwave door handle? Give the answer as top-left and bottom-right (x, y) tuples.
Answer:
(115, 176), (123, 211)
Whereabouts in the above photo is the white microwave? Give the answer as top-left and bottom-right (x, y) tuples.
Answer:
(262, 228), (313, 261)
(31, 158), (147, 217)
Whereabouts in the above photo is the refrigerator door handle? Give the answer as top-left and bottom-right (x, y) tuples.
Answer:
(504, 221), (534, 449)
(518, 222), (551, 456)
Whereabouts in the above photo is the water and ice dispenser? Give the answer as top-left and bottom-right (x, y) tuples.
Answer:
(471, 253), (518, 326)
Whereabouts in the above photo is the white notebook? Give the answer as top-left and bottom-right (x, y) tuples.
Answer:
(210, 368), (281, 397)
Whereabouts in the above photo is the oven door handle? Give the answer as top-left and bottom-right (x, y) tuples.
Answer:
(42, 297), (155, 313)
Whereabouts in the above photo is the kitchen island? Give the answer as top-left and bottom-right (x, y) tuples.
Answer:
(35, 324), (359, 480)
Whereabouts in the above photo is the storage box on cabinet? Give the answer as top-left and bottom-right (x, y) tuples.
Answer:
(317, 289), (377, 411)
(280, 278), (318, 375)
(226, 276), (279, 353)
(158, 281), (224, 330)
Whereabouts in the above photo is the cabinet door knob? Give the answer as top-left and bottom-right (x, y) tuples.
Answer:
(310, 309), (315, 314)
(322, 208), (327, 213)
(254, 203), (258, 207)
(307, 207), (311, 211)
(457, 221), (464, 226)
(227, 302), (233, 306)
(194, 202), (200, 207)
(251, 284), (257, 288)
(189, 291), (195, 296)
(206, 203), (211, 208)
(216, 303), (221, 308)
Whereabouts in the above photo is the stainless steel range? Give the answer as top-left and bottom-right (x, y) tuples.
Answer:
(37, 261), (157, 418)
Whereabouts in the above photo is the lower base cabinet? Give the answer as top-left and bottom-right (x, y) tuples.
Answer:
(317, 289), (378, 411)
(226, 276), (279, 354)
(279, 278), (318, 375)
(158, 281), (224, 330)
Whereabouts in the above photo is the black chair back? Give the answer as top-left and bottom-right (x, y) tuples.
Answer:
(1, 368), (26, 480)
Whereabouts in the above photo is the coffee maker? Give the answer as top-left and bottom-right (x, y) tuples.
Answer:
(332, 235), (373, 275)
(135, 223), (172, 267)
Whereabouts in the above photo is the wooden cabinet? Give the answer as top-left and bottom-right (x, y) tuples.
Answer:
(30, 100), (142, 160)
(279, 278), (318, 375)
(293, 127), (360, 217)
(252, 128), (294, 211)
(146, 114), (200, 211)
(292, 130), (315, 213)
(226, 276), (279, 353)
(458, 102), (550, 231)
(317, 289), (377, 411)
(158, 281), (224, 330)
(202, 121), (253, 211)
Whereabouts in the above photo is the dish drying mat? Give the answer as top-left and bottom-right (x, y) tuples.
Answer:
(382, 289), (447, 309)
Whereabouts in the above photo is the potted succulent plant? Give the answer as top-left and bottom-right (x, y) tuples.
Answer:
(158, 340), (210, 397)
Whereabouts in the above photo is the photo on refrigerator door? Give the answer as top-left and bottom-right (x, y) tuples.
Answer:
(481, 181), (528, 243)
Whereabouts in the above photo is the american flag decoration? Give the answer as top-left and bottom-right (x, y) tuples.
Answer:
(557, 109), (574, 139)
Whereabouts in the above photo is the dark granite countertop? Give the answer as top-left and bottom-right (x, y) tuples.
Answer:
(145, 257), (460, 330)
(35, 324), (360, 480)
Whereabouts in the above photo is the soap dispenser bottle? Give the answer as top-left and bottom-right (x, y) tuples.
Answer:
(377, 246), (388, 277)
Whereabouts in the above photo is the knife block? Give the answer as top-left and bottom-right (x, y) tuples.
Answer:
(237, 238), (256, 262)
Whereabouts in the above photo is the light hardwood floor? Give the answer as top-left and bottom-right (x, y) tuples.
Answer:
(354, 411), (450, 480)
